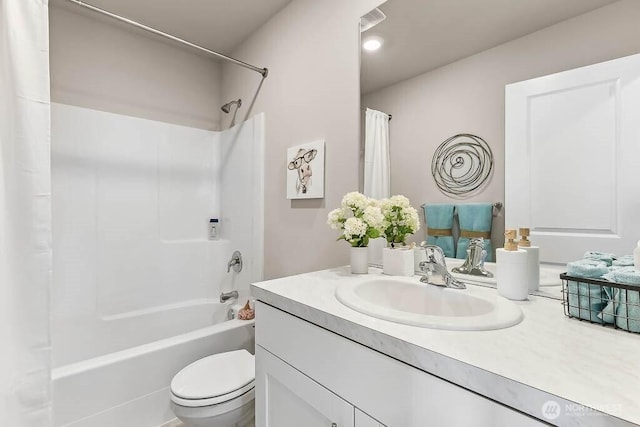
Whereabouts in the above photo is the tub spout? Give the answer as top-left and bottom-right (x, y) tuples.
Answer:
(220, 290), (238, 303)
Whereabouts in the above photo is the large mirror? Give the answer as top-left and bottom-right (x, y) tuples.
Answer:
(360, 0), (640, 265)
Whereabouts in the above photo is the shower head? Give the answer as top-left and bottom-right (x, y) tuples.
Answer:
(221, 99), (242, 114)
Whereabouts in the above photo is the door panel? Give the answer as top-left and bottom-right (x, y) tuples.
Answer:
(505, 53), (640, 262)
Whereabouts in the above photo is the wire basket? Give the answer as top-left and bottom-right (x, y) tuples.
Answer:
(561, 273), (640, 333)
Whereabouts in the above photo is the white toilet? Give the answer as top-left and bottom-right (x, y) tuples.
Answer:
(170, 349), (255, 427)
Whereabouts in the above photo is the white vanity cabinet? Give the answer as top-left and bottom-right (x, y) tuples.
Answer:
(256, 345), (380, 427)
(255, 301), (546, 427)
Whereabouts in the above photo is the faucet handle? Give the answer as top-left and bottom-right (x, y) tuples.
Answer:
(227, 250), (243, 273)
(418, 260), (431, 273)
(423, 244), (447, 267)
(469, 237), (485, 248)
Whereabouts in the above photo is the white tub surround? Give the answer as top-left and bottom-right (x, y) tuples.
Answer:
(251, 267), (640, 427)
(51, 105), (264, 426)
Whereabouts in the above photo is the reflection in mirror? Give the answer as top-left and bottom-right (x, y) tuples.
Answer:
(360, 0), (640, 264)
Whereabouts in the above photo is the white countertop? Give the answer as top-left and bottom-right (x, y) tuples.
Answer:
(251, 266), (640, 427)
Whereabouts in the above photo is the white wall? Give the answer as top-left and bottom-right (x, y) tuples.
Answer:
(362, 0), (640, 250)
(49, 4), (222, 130)
(221, 0), (384, 279)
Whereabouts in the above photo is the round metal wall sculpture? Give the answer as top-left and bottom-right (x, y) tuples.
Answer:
(431, 133), (494, 198)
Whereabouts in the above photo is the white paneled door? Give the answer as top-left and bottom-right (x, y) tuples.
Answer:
(505, 53), (640, 263)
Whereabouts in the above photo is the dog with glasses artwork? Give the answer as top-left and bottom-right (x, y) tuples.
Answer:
(286, 140), (325, 199)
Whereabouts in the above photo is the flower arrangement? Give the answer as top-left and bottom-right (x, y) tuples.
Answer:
(327, 192), (385, 247)
(380, 195), (420, 247)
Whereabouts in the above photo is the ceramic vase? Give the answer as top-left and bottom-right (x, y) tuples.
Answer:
(350, 246), (369, 274)
(383, 247), (414, 276)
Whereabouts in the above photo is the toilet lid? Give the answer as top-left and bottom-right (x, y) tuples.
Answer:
(171, 349), (255, 400)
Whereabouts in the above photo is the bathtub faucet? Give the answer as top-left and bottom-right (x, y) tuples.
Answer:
(227, 250), (243, 273)
(220, 290), (239, 303)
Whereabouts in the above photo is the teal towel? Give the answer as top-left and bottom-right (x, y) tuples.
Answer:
(600, 266), (640, 332)
(584, 251), (615, 267)
(566, 259), (610, 323)
(423, 204), (455, 257)
(616, 289), (640, 332)
(567, 259), (609, 278)
(612, 255), (634, 267)
(455, 203), (493, 262)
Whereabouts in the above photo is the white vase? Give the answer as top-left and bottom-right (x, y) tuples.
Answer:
(383, 247), (414, 276)
(350, 246), (369, 274)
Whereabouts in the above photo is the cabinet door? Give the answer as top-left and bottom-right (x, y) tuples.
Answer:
(256, 345), (354, 427)
(505, 53), (640, 262)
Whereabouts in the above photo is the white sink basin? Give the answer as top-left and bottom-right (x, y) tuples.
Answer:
(335, 276), (523, 331)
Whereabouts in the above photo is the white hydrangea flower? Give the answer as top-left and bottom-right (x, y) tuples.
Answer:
(380, 195), (420, 244)
(341, 191), (369, 213)
(343, 217), (367, 240)
(389, 194), (410, 208)
(326, 208), (348, 230)
(363, 205), (384, 232)
(404, 206), (420, 232)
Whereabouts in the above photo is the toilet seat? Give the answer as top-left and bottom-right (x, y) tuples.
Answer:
(170, 349), (255, 408)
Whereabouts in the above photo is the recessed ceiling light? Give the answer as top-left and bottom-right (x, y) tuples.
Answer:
(363, 37), (383, 51)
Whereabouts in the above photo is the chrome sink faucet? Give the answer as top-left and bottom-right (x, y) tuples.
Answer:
(452, 238), (493, 278)
(419, 242), (466, 289)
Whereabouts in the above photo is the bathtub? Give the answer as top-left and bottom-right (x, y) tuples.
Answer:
(52, 301), (255, 427)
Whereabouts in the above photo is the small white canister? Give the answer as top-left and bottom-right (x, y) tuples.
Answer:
(518, 228), (540, 292)
(496, 230), (529, 301)
(414, 246), (427, 272)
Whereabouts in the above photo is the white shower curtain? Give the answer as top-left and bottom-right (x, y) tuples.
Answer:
(363, 108), (390, 199)
(0, 0), (52, 425)
(364, 108), (390, 265)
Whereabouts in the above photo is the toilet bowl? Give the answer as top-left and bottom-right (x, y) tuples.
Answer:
(170, 349), (255, 427)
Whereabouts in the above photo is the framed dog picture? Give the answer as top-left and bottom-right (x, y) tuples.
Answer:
(286, 140), (325, 199)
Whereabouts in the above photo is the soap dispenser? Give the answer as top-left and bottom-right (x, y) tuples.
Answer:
(496, 230), (528, 301)
(518, 228), (540, 292)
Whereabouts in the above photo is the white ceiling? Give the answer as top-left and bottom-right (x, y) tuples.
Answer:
(361, 0), (620, 94)
(51, 0), (292, 55)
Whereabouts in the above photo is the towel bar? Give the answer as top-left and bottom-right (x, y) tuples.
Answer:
(419, 202), (503, 217)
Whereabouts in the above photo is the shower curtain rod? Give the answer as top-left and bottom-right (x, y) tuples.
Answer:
(65, 0), (269, 78)
(361, 106), (392, 120)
